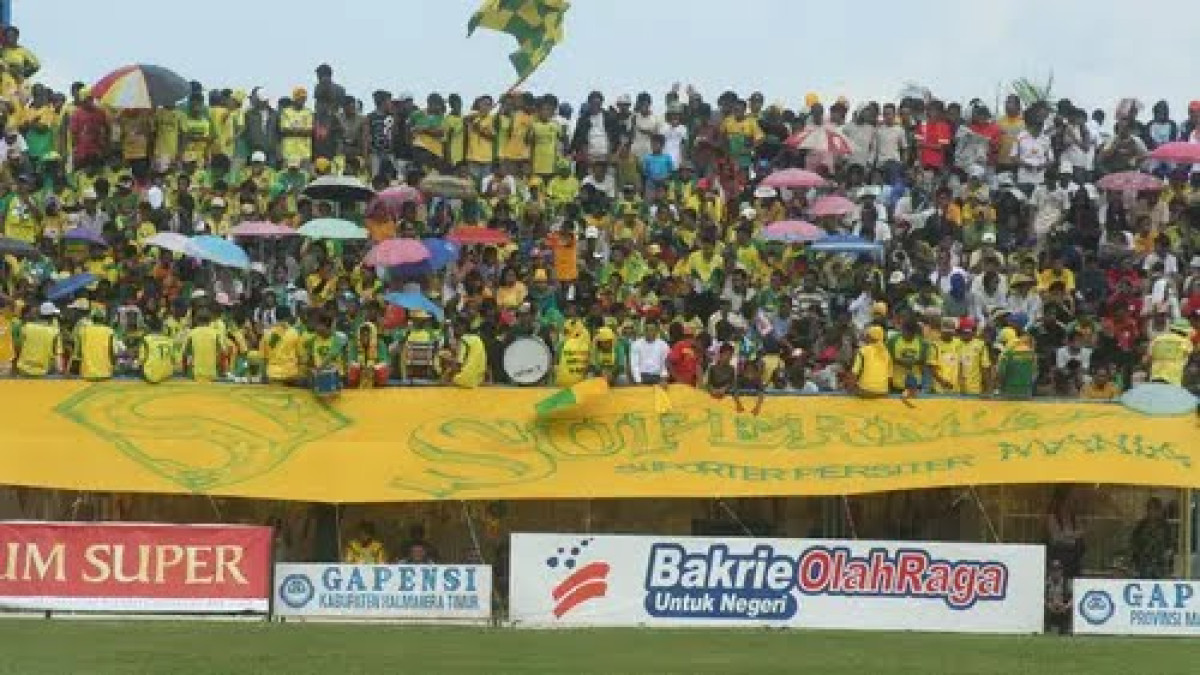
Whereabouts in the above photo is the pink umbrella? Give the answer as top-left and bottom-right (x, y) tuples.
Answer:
(447, 226), (511, 246)
(1096, 171), (1164, 192)
(809, 194), (857, 218)
(785, 126), (855, 155)
(761, 168), (830, 190)
(230, 221), (297, 238)
(374, 185), (424, 215)
(761, 220), (826, 244)
(363, 238), (430, 267)
(1148, 142), (1200, 164)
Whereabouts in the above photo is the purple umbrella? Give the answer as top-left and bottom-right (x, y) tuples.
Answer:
(63, 228), (108, 246)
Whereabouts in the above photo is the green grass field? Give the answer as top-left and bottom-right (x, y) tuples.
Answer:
(1, 620), (1198, 674)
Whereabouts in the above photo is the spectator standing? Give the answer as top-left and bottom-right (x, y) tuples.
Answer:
(630, 321), (669, 384)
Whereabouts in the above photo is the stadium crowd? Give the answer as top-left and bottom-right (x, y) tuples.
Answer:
(0, 24), (1197, 400)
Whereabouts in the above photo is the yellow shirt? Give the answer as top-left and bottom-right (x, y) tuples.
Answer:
(529, 120), (560, 175)
(452, 334), (487, 389)
(120, 112), (154, 160)
(181, 113), (213, 164)
(852, 343), (891, 395)
(958, 338), (993, 395)
(16, 322), (60, 377)
(931, 338), (963, 394)
(444, 114), (465, 166)
(466, 113), (496, 165)
(140, 334), (175, 383)
(279, 107), (314, 164)
(501, 111), (532, 161)
(343, 540), (388, 564)
(1037, 268), (1075, 293)
(555, 334), (591, 387)
(3, 196), (40, 244)
(153, 108), (183, 161)
(1148, 333), (1193, 386)
(79, 324), (116, 380)
(186, 324), (226, 381)
(262, 324), (302, 382)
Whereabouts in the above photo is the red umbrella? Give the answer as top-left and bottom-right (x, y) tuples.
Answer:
(1148, 142), (1200, 164)
(761, 169), (830, 190)
(785, 126), (855, 155)
(362, 238), (430, 267)
(447, 226), (511, 246)
(809, 194), (857, 217)
(1096, 171), (1164, 192)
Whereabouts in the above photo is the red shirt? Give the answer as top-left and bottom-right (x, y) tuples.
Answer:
(667, 340), (701, 386)
(915, 120), (953, 169)
(69, 106), (110, 162)
(969, 122), (1002, 164)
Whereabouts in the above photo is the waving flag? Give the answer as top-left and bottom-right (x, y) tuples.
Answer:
(535, 377), (608, 418)
(468, 0), (569, 80)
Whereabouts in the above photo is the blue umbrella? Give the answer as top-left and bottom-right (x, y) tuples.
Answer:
(384, 291), (445, 322)
(808, 234), (884, 256)
(187, 235), (250, 270)
(46, 273), (97, 301)
(1120, 383), (1197, 416)
(422, 238), (460, 269)
(384, 238), (460, 280)
(63, 227), (108, 246)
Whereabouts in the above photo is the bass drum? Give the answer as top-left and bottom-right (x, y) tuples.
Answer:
(503, 337), (552, 385)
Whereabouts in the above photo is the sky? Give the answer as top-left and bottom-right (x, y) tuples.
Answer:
(14, 0), (1200, 115)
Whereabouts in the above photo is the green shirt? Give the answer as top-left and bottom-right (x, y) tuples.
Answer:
(996, 347), (1037, 399)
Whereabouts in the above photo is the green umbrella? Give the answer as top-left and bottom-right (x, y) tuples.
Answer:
(297, 218), (368, 240)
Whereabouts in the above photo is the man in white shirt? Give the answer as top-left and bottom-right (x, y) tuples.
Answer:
(662, 106), (689, 169)
(630, 322), (670, 384)
(1012, 112), (1052, 188)
(874, 103), (908, 180)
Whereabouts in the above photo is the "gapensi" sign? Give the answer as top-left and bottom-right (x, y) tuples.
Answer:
(0, 521), (272, 613)
(510, 534), (1044, 633)
(274, 564), (491, 621)
(1075, 579), (1200, 636)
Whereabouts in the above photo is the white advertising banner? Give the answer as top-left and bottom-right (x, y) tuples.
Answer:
(510, 533), (1044, 633)
(1074, 579), (1200, 636)
(274, 564), (491, 621)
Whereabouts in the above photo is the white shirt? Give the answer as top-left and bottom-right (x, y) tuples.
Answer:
(663, 123), (688, 168)
(1056, 346), (1093, 372)
(875, 124), (907, 164)
(1012, 130), (1052, 185)
(630, 338), (670, 381)
(630, 112), (664, 159)
(585, 112), (609, 158)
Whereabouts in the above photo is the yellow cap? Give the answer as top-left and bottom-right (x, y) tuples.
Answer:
(866, 326), (884, 343)
(871, 301), (888, 316)
(532, 268), (548, 282)
(313, 157), (332, 173)
(595, 327), (615, 342)
(804, 92), (820, 107)
(292, 86), (308, 100)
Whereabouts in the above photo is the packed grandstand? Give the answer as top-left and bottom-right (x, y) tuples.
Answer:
(0, 21), (1195, 403)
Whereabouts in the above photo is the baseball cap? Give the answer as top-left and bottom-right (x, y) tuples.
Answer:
(1171, 318), (1192, 335)
(81, 187), (98, 200)
(38, 302), (60, 317)
(981, 232), (997, 245)
(958, 317), (977, 333)
(250, 151), (266, 163)
(888, 271), (907, 285)
(616, 94), (632, 105)
(940, 317), (958, 332)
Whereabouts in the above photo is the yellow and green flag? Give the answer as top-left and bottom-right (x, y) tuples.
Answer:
(468, 0), (569, 80)
(535, 377), (608, 417)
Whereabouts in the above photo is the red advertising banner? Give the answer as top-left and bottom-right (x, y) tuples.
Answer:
(0, 522), (272, 613)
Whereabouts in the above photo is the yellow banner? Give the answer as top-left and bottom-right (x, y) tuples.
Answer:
(0, 381), (1194, 503)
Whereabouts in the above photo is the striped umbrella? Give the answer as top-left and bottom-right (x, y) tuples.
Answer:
(91, 64), (190, 109)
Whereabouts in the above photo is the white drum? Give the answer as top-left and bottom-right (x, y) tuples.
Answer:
(503, 337), (552, 385)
